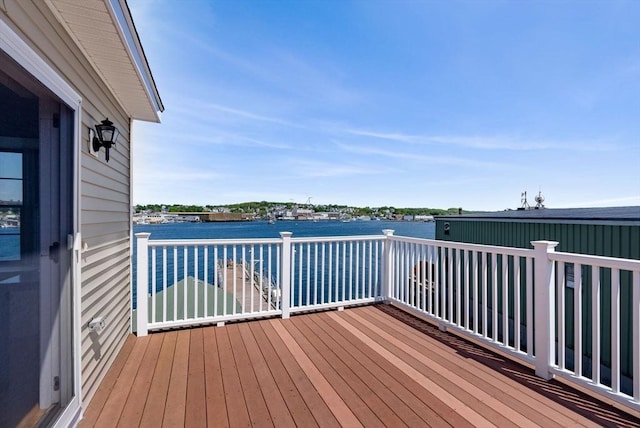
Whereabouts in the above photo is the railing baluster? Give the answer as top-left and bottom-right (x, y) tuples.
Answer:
(183, 246), (188, 319)
(222, 246), (228, 316)
(355, 241), (360, 301)
(435, 246), (440, 318)
(328, 242), (333, 303)
(502, 254), (508, 346)
(233, 246), (237, 315)
(241, 246), (246, 314)
(611, 268), (620, 394)
(592, 265), (601, 385)
(335, 242), (339, 303)
(308, 243), (311, 306)
(483, 252), (488, 339)
(204, 246), (208, 318)
(368, 241), (373, 299)
(342, 241), (347, 302)
(557, 262), (565, 369)
(213, 246), (218, 317)
(574, 263), (582, 377)
(472, 250), (478, 334)
(321, 243), (325, 304)
(633, 270), (639, 402)
(514, 256), (521, 352)
(526, 256), (533, 358)
(151, 246), (156, 324)
(173, 246), (178, 321)
(194, 246), (199, 319)
(428, 246), (434, 315)
(464, 249), (469, 330)
(492, 252), (498, 341)
(456, 248), (461, 326)
(163, 246), (167, 322)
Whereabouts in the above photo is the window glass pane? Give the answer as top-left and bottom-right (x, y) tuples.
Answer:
(0, 179), (22, 205)
(0, 207), (20, 261)
(0, 152), (22, 179)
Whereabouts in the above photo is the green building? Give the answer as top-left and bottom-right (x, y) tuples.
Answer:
(434, 206), (640, 394)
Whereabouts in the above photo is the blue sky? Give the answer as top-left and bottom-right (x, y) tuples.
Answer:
(129, 0), (639, 211)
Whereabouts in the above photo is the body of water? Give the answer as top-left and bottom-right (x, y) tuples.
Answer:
(133, 219), (435, 240)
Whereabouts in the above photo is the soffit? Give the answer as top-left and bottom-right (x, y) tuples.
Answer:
(47, 0), (163, 122)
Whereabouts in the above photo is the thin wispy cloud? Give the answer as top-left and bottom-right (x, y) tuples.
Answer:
(287, 158), (395, 178)
(345, 129), (622, 152)
(334, 141), (515, 170)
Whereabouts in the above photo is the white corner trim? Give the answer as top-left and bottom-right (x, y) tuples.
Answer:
(0, 18), (81, 109)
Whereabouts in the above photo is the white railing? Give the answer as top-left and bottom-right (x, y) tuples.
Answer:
(385, 236), (536, 365)
(135, 231), (640, 412)
(289, 235), (386, 313)
(135, 231), (389, 333)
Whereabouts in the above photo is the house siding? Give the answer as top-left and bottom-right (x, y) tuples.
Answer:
(3, 0), (134, 407)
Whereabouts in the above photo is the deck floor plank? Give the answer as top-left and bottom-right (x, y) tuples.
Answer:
(216, 326), (252, 428)
(83, 305), (640, 428)
(329, 310), (505, 427)
(139, 331), (177, 428)
(79, 334), (137, 427)
(185, 328), (207, 428)
(282, 317), (383, 428)
(227, 324), (274, 427)
(93, 336), (150, 428)
(291, 315), (408, 427)
(357, 306), (586, 427)
(248, 321), (321, 428)
(163, 330), (190, 427)
(237, 323), (297, 428)
(312, 312), (461, 428)
(202, 327), (229, 428)
(298, 312), (444, 428)
(117, 333), (164, 427)
(343, 309), (533, 427)
(260, 320), (342, 427)
(371, 305), (635, 428)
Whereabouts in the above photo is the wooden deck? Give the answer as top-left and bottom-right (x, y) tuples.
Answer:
(81, 305), (640, 427)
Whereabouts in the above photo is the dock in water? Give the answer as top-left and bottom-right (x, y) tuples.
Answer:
(220, 260), (277, 312)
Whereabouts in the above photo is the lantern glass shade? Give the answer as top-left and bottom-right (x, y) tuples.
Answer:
(95, 118), (119, 145)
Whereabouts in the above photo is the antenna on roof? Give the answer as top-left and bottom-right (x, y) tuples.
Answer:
(535, 189), (545, 209)
(519, 191), (530, 210)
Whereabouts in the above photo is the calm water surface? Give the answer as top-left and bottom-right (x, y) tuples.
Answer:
(133, 219), (435, 240)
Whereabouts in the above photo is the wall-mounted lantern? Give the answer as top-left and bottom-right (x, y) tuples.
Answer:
(90, 118), (119, 162)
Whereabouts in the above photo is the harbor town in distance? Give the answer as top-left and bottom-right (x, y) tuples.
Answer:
(132, 201), (460, 224)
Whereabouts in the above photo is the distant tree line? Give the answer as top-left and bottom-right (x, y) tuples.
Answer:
(134, 202), (466, 216)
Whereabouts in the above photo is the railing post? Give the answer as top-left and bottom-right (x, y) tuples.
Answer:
(280, 232), (293, 319)
(135, 232), (151, 337)
(532, 240), (559, 380)
(381, 229), (395, 302)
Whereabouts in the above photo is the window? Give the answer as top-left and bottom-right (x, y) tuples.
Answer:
(0, 152), (22, 262)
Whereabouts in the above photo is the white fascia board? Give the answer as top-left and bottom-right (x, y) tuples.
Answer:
(107, 0), (164, 120)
